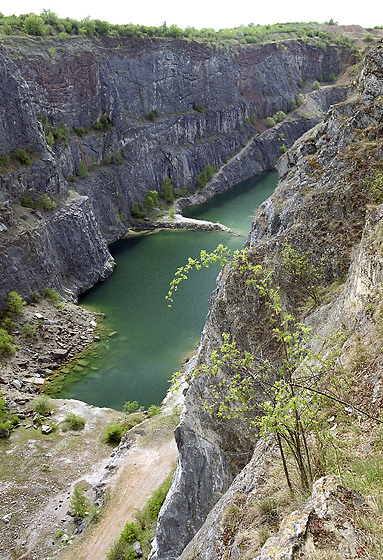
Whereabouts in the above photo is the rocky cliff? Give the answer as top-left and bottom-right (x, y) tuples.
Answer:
(0, 35), (354, 305)
(152, 39), (383, 560)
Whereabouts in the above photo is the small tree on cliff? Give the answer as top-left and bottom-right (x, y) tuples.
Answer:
(167, 246), (377, 491)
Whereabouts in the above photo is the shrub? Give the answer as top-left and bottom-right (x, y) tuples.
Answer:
(196, 169), (208, 189)
(70, 485), (88, 517)
(24, 15), (45, 35)
(3, 291), (26, 316)
(103, 423), (125, 444)
(46, 131), (54, 147)
(364, 32), (374, 43)
(63, 412), (85, 430)
(32, 396), (53, 416)
(313, 80), (321, 90)
(144, 475), (172, 521)
(73, 126), (88, 137)
(39, 194), (56, 211)
(123, 401), (140, 414)
(193, 103), (204, 113)
(131, 202), (146, 219)
(0, 328), (16, 357)
(78, 159), (88, 178)
(161, 177), (175, 203)
(145, 109), (159, 122)
(0, 153), (10, 167)
(169, 207), (175, 218)
(43, 287), (60, 305)
(120, 521), (142, 543)
(147, 405), (161, 418)
(273, 110), (286, 123)
(93, 114), (112, 131)
(21, 323), (37, 339)
(265, 116), (275, 128)
(13, 148), (32, 165)
(110, 151), (124, 165)
(102, 151), (112, 165)
(143, 190), (159, 212)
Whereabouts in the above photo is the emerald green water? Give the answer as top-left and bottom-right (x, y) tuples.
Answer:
(56, 171), (277, 410)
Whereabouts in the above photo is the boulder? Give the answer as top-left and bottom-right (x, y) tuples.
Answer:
(41, 424), (52, 435)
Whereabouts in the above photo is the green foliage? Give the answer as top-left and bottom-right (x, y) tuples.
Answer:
(3, 291), (26, 316)
(107, 541), (137, 560)
(195, 164), (215, 190)
(43, 287), (60, 304)
(167, 246), (356, 490)
(93, 114), (112, 131)
(120, 521), (142, 543)
(193, 104), (204, 113)
(21, 323), (37, 338)
(0, 153), (10, 167)
(0, 14), (357, 53)
(32, 396), (53, 416)
(147, 405), (161, 418)
(0, 328), (16, 357)
(70, 485), (88, 518)
(46, 131), (54, 147)
(313, 80), (321, 90)
(161, 177), (175, 203)
(364, 32), (374, 43)
(278, 244), (324, 305)
(145, 109), (159, 122)
(144, 474), (173, 521)
(143, 190), (159, 212)
(111, 151), (124, 165)
(78, 159), (88, 178)
(169, 207), (175, 218)
(103, 423), (125, 444)
(63, 412), (85, 430)
(39, 193), (56, 211)
(265, 116), (276, 128)
(12, 148), (32, 165)
(123, 401), (140, 414)
(131, 201), (146, 219)
(273, 111), (286, 123)
(47, 47), (57, 59)
(24, 15), (46, 36)
(73, 126), (89, 137)
(367, 169), (383, 204)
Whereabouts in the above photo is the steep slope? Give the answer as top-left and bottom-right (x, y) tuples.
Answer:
(0, 35), (353, 306)
(152, 39), (383, 560)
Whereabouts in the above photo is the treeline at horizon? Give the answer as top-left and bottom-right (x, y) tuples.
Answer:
(0, 11), (371, 48)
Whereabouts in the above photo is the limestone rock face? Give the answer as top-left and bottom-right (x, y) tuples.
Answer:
(0, 36), (352, 305)
(152, 39), (383, 560)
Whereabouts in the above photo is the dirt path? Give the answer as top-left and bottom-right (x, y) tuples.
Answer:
(58, 434), (177, 560)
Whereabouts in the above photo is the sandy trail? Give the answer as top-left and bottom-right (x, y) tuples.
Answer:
(57, 427), (177, 560)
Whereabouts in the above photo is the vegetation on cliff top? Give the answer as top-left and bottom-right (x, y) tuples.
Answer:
(0, 11), (359, 50)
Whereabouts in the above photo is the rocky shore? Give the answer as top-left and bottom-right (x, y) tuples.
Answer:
(0, 297), (101, 405)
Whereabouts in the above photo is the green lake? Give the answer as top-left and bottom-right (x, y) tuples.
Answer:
(56, 171), (277, 410)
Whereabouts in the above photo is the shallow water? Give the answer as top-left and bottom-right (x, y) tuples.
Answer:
(56, 171), (277, 410)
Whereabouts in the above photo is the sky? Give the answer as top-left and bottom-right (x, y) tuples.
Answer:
(1, 0), (382, 30)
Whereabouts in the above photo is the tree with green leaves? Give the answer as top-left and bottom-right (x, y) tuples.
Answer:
(161, 177), (174, 203)
(168, 246), (376, 491)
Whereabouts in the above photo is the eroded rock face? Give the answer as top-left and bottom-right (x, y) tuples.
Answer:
(152, 40), (383, 560)
(0, 36), (353, 305)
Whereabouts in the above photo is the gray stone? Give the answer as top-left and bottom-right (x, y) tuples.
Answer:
(132, 541), (143, 557)
(41, 425), (53, 435)
(2, 513), (12, 524)
(11, 379), (22, 390)
(0, 428), (10, 438)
